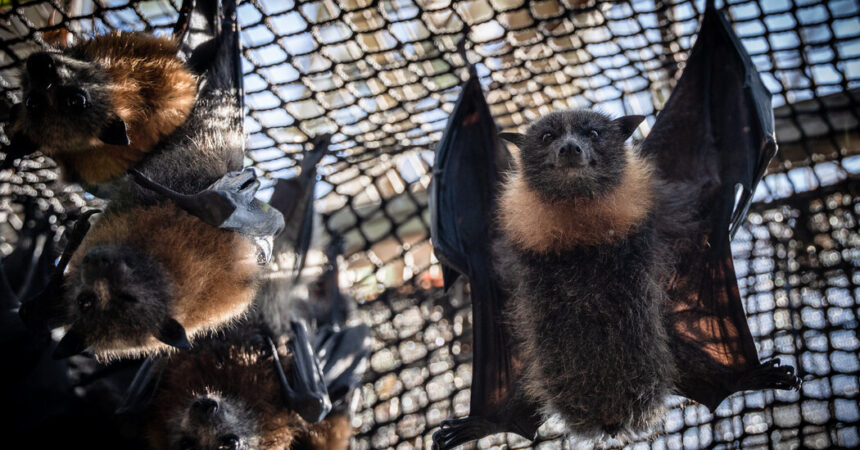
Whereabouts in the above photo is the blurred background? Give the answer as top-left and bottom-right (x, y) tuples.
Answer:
(0, 0), (858, 448)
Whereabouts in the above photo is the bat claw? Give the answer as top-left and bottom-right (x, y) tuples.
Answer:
(433, 417), (504, 450)
(736, 358), (802, 393)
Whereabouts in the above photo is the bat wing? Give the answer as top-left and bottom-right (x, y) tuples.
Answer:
(174, 0), (242, 103)
(18, 209), (100, 332)
(430, 67), (540, 448)
(129, 168), (285, 244)
(269, 134), (331, 278)
(313, 324), (371, 414)
(268, 320), (332, 424)
(641, 5), (800, 410)
(115, 357), (163, 416)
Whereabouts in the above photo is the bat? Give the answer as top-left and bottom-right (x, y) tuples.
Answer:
(18, 201), (262, 360)
(127, 238), (370, 450)
(1, 0), (244, 205)
(430, 5), (801, 447)
(1, 26), (197, 184)
(268, 133), (332, 281)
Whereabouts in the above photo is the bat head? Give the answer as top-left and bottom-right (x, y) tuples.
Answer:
(501, 110), (644, 202)
(54, 243), (189, 359)
(169, 393), (259, 450)
(13, 51), (129, 155)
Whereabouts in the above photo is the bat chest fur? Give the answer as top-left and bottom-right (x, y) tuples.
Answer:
(507, 226), (677, 435)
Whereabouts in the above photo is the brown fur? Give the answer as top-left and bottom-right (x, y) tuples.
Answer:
(53, 33), (197, 183)
(147, 340), (302, 449)
(147, 336), (354, 450)
(68, 202), (259, 356)
(499, 150), (655, 253)
(295, 415), (352, 450)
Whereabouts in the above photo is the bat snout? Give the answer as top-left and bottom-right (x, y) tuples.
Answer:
(190, 397), (220, 421)
(26, 53), (59, 85)
(555, 141), (589, 169)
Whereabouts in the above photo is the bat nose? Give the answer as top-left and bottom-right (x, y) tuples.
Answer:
(26, 53), (58, 84)
(557, 142), (587, 167)
(559, 142), (583, 157)
(191, 397), (219, 417)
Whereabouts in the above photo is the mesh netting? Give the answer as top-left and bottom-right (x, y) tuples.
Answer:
(1, 0), (859, 448)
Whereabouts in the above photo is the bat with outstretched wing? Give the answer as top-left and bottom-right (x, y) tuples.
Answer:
(431, 5), (799, 448)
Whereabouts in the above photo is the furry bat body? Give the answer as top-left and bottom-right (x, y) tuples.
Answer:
(5, 32), (197, 184)
(145, 322), (352, 450)
(44, 202), (259, 360)
(2, 0), (243, 201)
(497, 111), (679, 437)
(430, 6), (801, 448)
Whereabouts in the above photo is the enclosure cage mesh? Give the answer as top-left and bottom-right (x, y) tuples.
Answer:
(1, 0), (859, 448)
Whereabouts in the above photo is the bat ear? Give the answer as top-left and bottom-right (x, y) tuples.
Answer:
(99, 118), (130, 146)
(53, 327), (89, 359)
(499, 132), (525, 148)
(154, 318), (191, 350)
(613, 115), (646, 140)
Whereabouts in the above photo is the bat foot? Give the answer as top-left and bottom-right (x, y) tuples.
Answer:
(432, 417), (505, 450)
(736, 358), (802, 392)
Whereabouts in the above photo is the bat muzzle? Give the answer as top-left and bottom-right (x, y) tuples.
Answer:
(555, 140), (589, 168)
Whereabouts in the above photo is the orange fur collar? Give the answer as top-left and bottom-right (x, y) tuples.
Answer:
(499, 151), (655, 253)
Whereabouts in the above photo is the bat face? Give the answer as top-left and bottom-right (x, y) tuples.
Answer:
(13, 51), (128, 154)
(169, 394), (259, 450)
(513, 110), (644, 202)
(57, 242), (190, 358)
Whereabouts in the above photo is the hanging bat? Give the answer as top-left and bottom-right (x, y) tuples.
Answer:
(17, 200), (262, 360)
(268, 133), (332, 281)
(430, 5), (801, 447)
(124, 238), (370, 450)
(1, 0), (244, 202)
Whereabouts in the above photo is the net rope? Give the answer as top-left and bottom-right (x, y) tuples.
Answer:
(0, 0), (858, 448)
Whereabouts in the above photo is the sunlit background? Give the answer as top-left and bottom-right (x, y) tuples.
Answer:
(1, 0), (858, 448)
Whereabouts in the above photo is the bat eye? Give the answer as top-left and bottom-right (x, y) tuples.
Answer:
(588, 129), (599, 139)
(65, 91), (87, 110)
(541, 132), (554, 143)
(25, 96), (40, 110)
(77, 292), (97, 311)
(178, 437), (195, 450)
(218, 435), (239, 450)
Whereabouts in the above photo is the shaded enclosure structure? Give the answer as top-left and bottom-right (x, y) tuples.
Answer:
(1, 0), (858, 448)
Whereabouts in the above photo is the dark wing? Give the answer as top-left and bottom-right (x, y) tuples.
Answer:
(313, 324), (370, 414)
(129, 168), (284, 240)
(268, 320), (332, 424)
(311, 236), (369, 413)
(641, 5), (800, 410)
(0, 203), (73, 433)
(268, 134), (331, 279)
(114, 357), (163, 416)
(174, 0), (242, 101)
(430, 67), (540, 448)
(18, 209), (100, 332)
